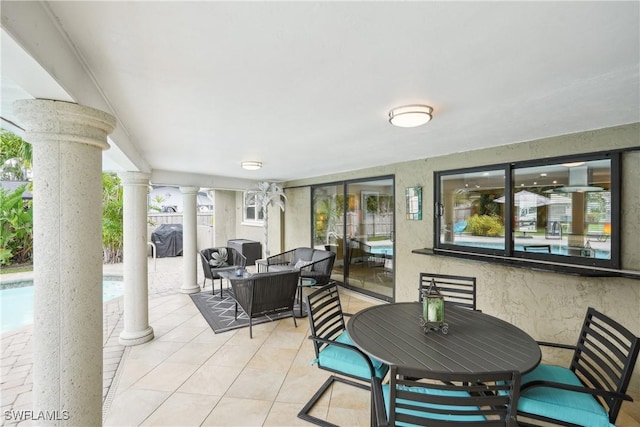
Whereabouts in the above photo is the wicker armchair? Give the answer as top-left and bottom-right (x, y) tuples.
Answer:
(229, 270), (299, 338)
(199, 247), (247, 298)
(266, 247), (336, 285)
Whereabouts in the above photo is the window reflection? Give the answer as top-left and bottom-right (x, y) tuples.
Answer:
(439, 169), (506, 251)
(436, 154), (616, 268)
(512, 159), (611, 260)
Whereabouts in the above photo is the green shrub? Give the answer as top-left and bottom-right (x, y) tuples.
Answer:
(0, 185), (33, 265)
(467, 214), (504, 237)
(102, 173), (123, 264)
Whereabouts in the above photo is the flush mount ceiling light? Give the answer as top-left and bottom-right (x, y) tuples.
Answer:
(241, 161), (262, 170)
(388, 104), (433, 128)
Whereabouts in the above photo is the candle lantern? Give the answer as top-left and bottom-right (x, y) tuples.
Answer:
(420, 279), (449, 334)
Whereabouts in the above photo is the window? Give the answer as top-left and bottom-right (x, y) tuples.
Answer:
(435, 152), (620, 270)
(243, 191), (264, 224)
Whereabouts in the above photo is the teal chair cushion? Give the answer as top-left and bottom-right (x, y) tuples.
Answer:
(316, 331), (388, 380)
(518, 364), (614, 427)
(381, 383), (485, 426)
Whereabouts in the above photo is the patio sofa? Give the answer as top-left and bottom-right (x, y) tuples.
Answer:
(266, 247), (336, 285)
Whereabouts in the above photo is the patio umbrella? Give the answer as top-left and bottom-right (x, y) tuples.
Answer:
(495, 190), (551, 206)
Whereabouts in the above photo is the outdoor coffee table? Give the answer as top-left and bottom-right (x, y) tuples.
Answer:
(346, 302), (541, 374)
(219, 270), (315, 318)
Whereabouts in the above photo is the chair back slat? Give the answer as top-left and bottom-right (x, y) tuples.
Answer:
(306, 285), (346, 355)
(570, 307), (640, 421)
(419, 273), (477, 310)
(387, 366), (520, 427)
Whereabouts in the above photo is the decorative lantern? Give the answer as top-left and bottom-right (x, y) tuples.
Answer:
(420, 279), (449, 334)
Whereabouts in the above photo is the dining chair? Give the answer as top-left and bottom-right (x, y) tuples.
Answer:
(372, 365), (521, 426)
(517, 306), (640, 427)
(419, 273), (477, 310)
(298, 283), (389, 427)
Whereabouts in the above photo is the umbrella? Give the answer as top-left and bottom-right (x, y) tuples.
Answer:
(495, 190), (551, 207)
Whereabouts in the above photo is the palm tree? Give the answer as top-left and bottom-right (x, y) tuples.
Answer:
(246, 181), (286, 257)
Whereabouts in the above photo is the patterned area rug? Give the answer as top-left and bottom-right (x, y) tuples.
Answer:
(190, 288), (292, 334)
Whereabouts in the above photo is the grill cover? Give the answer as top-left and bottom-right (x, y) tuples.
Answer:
(151, 224), (183, 257)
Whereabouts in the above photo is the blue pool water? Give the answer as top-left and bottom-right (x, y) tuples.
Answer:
(0, 279), (123, 333)
(455, 241), (610, 259)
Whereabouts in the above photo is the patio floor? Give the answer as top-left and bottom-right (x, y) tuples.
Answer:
(1, 256), (639, 426)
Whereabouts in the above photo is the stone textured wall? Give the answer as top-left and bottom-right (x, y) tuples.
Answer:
(285, 123), (640, 391)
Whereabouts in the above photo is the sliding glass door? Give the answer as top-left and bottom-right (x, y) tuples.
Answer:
(312, 176), (394, 301)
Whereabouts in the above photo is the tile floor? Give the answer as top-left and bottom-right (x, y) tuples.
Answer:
(1, 256), (639, 426)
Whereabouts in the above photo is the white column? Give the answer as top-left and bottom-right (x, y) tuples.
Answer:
(118, 172), (154, 346)
(13, 99), (115, 426)
(180, 186), (200, 293)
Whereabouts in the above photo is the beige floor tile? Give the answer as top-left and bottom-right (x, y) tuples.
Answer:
(164, 341), (224, 365)
(190, 327), (230, 343)
(104, 388), (170, 427)
(204, 344), (258, 368)
(263, 401), (316, 427)
(115, 359), (163, 395)
(246, 346), (298, 373)
(326, 405), (370, 427)
(201, 396), (272, 426)
(127, 340), (184, 364)
(178, 364), (243, 396)
(328, 379), (370, 410)
(276, 365), (331, 405)
(132, 361), (199, 392)
(140, 392), (220, 426)
(225, 367), (287, 401)
(261, 329), (306, 350)
(225, 324), (274, 345)
(158, 323), (208, 343)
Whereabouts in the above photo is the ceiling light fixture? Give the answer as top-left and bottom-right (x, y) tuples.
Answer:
(388, 104), (433, 128)
(241, 161), (262, 170)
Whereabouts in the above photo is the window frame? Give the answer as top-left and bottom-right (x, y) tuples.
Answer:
(242, 191), (264, 226)
(434, 150), (621, 270)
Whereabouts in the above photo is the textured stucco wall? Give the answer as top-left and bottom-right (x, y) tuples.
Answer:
(285, 123), (640, 390)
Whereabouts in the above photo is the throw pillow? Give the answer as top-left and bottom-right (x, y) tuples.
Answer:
(209, 248), (229, 267)
(294, 259), (312, 270)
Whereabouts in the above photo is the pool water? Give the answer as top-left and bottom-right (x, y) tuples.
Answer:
(0, 279), (124, 333)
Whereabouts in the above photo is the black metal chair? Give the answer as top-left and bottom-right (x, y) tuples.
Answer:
(228, 270), (299, 338)
(419, 273), (477, 310)
(199, 247), (246, 298)
(372, 365), (521, 426)
(298, 283), (389, 427)
(517, 307), (640, 426)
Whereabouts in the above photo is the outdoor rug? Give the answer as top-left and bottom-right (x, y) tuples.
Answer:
(190, 288), (292, 334)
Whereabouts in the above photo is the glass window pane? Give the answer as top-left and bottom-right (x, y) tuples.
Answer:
(439, 169), (506, 250)
(513, 159), (611, 260)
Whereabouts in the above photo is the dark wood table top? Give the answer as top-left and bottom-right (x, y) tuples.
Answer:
(346, 302), (541, 374)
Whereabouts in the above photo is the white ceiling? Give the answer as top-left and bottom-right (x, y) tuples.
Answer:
(1, 1), (639, 186)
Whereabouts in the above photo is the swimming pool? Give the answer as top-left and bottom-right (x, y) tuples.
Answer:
(0, 278), (124, 333)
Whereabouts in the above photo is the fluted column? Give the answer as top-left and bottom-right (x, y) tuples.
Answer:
(180, 186), (200, 293)
(118, 172), (154, 346)
(13, 99), (115, 426)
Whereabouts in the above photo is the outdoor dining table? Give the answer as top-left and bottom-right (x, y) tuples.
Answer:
(346, 302), (541, 374)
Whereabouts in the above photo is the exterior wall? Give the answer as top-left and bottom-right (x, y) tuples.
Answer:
(284, 123), (640, 391)
(284, 187), (311, 250)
